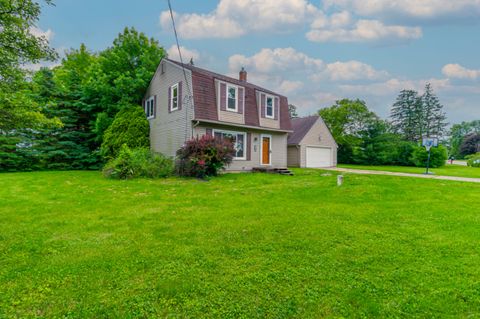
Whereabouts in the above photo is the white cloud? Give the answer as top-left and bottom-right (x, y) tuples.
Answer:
(307, 19), (422, 42)
(323, 0), (480, 20)
(160, 0), (317, 39)
(29, 26), (54, 41)
(339, 78), (451, 96)
(167, 45), (200, 63)
(324, 61), (389, 81)
(442, 63), (480, 80)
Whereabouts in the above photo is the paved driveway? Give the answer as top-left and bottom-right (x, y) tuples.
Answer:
(324, 167), (480, 183)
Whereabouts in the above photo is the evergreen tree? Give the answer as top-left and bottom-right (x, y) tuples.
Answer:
(421, 83), (447, 138)
(390, 90), (422, 142)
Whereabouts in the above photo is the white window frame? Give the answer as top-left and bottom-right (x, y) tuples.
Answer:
(170, 83), (179, 112)
(260, 134), (272, 165)
(226, 84), (238, 112)
(265, 95), (275, 119)
(146, 96), (155, 119)
(212, 129), (247, 160)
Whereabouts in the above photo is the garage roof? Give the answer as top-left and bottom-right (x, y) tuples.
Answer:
(288, 115), (319, 145)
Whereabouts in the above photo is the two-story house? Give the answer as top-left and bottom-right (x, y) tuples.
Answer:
(143, 58), (293, 171)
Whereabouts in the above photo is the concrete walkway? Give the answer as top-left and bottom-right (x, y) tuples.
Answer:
(323, 167), (480, 183)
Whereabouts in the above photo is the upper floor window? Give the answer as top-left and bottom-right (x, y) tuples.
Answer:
(145, 96), (154, 119)
(265, 95), (274, 119)
(227, 85), (237, 111)
(170, 83), (179, 111)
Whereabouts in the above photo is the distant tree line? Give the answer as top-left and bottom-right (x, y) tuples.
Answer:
(318, 83), (453, 167)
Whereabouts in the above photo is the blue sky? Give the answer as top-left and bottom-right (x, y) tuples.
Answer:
(37, 0), (480, 124)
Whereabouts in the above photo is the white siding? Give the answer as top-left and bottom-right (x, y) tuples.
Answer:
(145, 60), (194, 158)
(298, 118), (337, 168)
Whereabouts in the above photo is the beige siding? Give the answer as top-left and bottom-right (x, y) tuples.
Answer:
(256, 91), (280, 129)
(287, 145), (300, 167)
(259, 117), (280, 129)
(193, 125), (288, 171)
(145, 60), (194, 158)
(218, 110), (244, 125)
(298, 118), (337, 167)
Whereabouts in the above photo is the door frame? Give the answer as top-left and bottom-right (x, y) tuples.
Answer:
(260, 134), (272, 166)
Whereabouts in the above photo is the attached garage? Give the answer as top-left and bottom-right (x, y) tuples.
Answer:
(306, 146), (333, 168)
(287, 116), (337, 168)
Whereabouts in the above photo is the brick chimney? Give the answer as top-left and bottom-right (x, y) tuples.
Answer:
(239, 67), (247, 82)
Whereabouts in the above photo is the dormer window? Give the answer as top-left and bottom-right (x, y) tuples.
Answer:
(265, 95), (274, 119)
(227, 85), (237, 111)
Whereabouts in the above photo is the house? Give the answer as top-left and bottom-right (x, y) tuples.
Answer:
(143, 58), (292, 171)
(287, 115), (337, 168)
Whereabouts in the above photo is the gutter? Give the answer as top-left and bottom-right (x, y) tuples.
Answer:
(193, 118), (293, 133)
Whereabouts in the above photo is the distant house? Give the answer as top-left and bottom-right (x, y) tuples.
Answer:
(143, 58), (292, 171)
(287, 116), (337, 168)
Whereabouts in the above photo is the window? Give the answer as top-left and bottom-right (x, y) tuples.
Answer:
(227, 85), (237, 111)
(265, 95), (274, 119)
(145, 96), (154, 119)
(213, 130), (246, 159)
(170, 83), (179, 111)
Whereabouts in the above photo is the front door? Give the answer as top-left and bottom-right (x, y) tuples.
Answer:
(261, 136), (271, 165)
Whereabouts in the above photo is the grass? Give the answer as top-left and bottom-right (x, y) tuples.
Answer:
(1, 170), (480, 318)
(338, 163), (480, 178)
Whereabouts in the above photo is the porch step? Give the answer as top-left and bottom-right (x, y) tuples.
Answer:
(252, 167), (294, 176)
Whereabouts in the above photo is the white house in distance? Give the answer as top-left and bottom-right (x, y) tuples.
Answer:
(287, 115), (338, 168)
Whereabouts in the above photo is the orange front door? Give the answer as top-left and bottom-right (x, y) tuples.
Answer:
(262, 136), (270, 165)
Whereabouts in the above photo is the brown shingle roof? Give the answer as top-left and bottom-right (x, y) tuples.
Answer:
(165, 58), (292, 131)
(288, 116), (319, 145)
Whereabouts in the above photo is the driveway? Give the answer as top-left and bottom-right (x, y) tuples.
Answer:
(323, 167), (480, 183)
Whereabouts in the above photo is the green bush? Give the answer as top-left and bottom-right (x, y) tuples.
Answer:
(411, 145), (448, 168)
(103, 145), (173, 179)
(466, 153), (480, 167)
(176, 135), (236, 179)
(100, 106), (150, 160)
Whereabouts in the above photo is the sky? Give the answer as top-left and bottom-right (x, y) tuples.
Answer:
(35, 0), (480, 124)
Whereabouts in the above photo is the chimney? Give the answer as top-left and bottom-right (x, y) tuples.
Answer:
(239, 67), (247, 82)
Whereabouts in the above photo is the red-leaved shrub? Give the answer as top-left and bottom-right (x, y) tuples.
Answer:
(176, 135), (235, 178)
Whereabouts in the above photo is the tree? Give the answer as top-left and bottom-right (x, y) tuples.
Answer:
(100, 106), (150, 160)
(0, 0), (60, 131)
(460, 133), (480, 156)
(319, 99), (379, 163)
(422, 83), (447, 138)
(84, 27), (166, 141)
(448, 120), (480, 158)
(288, 104), (298, 118)
(390, 89), (422, 142)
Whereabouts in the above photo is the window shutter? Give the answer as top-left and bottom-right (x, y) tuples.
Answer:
(142, 99), (146, 115)
(274, 97), (279, 120)
(220, 83), (227, 111)
(238, 87), (244, 114)
(178, 81), (183, 111)
(154, 95), (157, 118)
(260, 93), (266, 118)
(246, 132), (251, 161)
(168, 86), (172, 113)
(206, 128), (213, 136)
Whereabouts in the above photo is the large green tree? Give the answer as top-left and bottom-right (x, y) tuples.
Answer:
(449, 120), (480, 158)
(390, 89), (423, 142)
(0, 0), (60, 131)
(318, 99), (379, 163)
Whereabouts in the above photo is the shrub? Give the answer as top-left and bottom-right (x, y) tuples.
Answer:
(411, 145), (448, 168)
(176, 135), (235, 179)
(466, 153), (480, 167)
(101, 106), (150, 160)
(460, 133), (480, 157)
(103, 145), (173, 179)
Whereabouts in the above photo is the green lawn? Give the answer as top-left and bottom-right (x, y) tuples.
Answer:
(338, 163), (480, 178)
(1, 170), (480, 318)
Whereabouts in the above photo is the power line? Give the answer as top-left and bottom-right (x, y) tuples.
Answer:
(167, 0), (193, 141)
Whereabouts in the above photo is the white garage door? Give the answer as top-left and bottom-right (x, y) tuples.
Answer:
(306, 147), (332, 168)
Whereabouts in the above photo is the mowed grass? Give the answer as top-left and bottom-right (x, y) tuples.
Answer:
(339, 163), (480, 178)
(1, 170), (480, 318)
